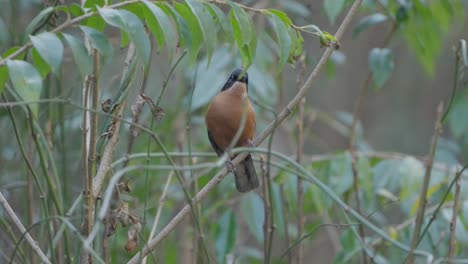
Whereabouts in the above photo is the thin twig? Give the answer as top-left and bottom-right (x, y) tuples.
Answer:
(260, 156), (271, 263)
(448, 169), (462, 261)
(126, 1), (362, 262)
(0, 191), (52, 264)
(295, 54), (306, 264)
(407, 103), (444, 263)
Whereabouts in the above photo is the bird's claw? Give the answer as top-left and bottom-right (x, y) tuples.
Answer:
(226, 160), (236, 173)
(247, 139), (255, 148)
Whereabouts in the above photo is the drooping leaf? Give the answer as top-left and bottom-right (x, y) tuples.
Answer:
(98, 7), (151, 66)
(6, 60), (43, 116)
(203, 3), (231, 37)
(324, 0), (346, 24)
(0, 47), (27, 94)
(69, 3), (84, 17)
(24, 7), (55, 37)
(174, 2), (203, 63)
(353, 13), (388, 37)
(215, 209), (237, 264)
(186, 0), (217, 62)
(32, 48), (51, 78)
(62, 33), (93, 77)
(160, 3), (192, 50)
(80, 25), (114, 60)
(369, 48), (394, 89)
(265, 9), (292, 26)
(30, 32), (64, 75)
(83, 0), (105, 9)
(142, 1), (176, 57)
(228, 1), (257, 69)
(269, 13), (292, 71)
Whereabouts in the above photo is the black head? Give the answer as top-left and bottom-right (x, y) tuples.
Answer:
(221, 68), (248, 91)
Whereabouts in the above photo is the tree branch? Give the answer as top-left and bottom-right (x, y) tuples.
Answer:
(127, 0), (363, 262)
(0, 191), (51, 264)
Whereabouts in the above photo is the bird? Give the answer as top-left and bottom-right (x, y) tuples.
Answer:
(205, 68), (259, 193)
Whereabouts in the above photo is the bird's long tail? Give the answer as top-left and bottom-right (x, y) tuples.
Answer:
(234, 154), (259, 193)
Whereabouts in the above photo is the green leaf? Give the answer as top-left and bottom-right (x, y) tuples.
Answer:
(142, 1), (176, 57)
(353, 13), (388, 37)
(174, 2), (203, 64)
(241, 192), (264, 243)
(228, 1), (257, 69)
(80, 25), (114, 60)
(186, 0), (217, 62)
(368, 48), (394, 89)
(32, 48), (51, 78)
(62, 33), (93, 77)
(160, 3), (192, 50)
(324, 0), (346, 24)
(83, 0), (104, 9)
(6, 60), (43, 116)
(97, 7), (151, 66)
(265, 9), (292, 26)
(0, 47), (27, 94)
(69, 3), (84, 17)
(215, 209), (237, 264)
(24, 7), (55, 37)
(0, 66), (7, 94)
(269, 13), (292, 71)
(30, 32), (63, 76)
(204, 3), (231, 36)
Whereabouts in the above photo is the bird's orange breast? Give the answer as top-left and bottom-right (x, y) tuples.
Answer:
(205, 82), (256, 151)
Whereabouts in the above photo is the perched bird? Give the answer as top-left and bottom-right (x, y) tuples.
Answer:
(205, 68), (259, 193)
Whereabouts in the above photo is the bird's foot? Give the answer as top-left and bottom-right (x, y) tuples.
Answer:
(225, 160), (236, 173)
(247, 139), (255, 148)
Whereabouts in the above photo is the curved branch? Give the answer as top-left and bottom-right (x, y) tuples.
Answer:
(127, 0), (363, 263)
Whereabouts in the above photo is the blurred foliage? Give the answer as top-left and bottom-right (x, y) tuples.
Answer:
(0, 0), (467, 263)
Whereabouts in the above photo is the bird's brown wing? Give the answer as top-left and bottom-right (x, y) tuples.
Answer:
(207, 129), (224, 157)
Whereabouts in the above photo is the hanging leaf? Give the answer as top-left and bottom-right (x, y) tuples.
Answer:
(6, 60), (43, 116)
(32, 48), (51, 78)
(80, 25), (114, 60)
(142, 1), (176, 57)
(204, 3), (231, 37)
(174, 2), (203, 63)
(228, 1), (257, 69)
(30, 32), (63, 76)
(369, 48), (394, 89)
(97, 7), (151, 66)
(160, 3), (192, 51)
(215, 209), (237, 264)
(69, 3), (84, 17)
(264, 9), (292, 26)
(62, 33), (93, 77)
(186, 0), (217, 62)
(269, 13), (292, 71)
(353, 13), (388, 38)
(324, 0), (346, 24)
(24, 7), (55, 37)
(0, 47), (27, 94)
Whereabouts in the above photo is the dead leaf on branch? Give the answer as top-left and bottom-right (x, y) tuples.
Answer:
(105, 202), (141, 252)
(130, 93), (165, 136)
